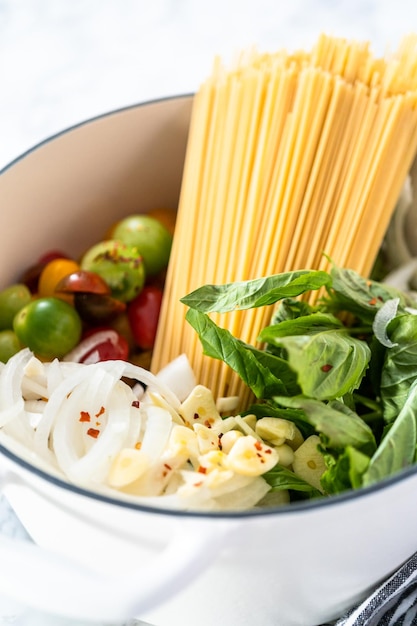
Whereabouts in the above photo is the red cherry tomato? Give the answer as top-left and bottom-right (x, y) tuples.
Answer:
(37, 250), (70, 265)
(79, 327), (129, 363)
(127, 285), (163, 350)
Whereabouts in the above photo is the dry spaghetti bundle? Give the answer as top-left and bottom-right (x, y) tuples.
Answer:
(152, 34), (417, 407)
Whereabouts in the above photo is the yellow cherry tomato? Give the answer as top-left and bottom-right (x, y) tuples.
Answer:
(38, 258), (80, 302)
(147, 207), (177, 236)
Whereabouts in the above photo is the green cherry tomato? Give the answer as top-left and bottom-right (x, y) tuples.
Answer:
(0, 283), (32, 330)
(112, 215), (173, 276)
(80, 240), (145, 303)
(13, 297), (82, 359)
(0, 330), (22, 363)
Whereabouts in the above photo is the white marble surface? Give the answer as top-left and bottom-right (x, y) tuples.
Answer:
(0, 1), (417, 624)
(1, 0), (417, 170)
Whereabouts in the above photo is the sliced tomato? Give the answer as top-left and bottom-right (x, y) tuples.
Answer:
(68, 327), (130, 363)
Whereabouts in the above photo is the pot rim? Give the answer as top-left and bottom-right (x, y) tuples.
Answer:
(2, 94), (416, 520)
(0, 92), (194, 175)
(2, 434), (416, 520)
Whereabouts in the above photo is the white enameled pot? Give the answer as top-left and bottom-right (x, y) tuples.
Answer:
(1, 96), (417, 626)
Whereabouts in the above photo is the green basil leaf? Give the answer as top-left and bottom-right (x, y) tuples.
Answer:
(329, 266), (415, 323)
(380, 313), (417, 422)
(259, 312), (344, 341)
(185, 309), (298, 398)
(362, 378), (417, 487)
(320, 446), (370, 494)
(269, 330), (371, 400)
(180, 270), (331, 313)
(271, 298), (315, 323)
(244, 401), (314, 437)
(262, 464), (322, 496)
(274, 396), (376, 454)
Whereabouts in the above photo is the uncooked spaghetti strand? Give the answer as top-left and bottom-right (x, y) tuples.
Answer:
(346, 103), (417, 273)
(241, 64), (299, 279)
(151, 84), (215, 370)
(313, 87), (383, 268)
(274, 76), (347, 272)
(292, 80), (368, 270)
(323, 95), (403, 271)
(284, 73), (351, 271)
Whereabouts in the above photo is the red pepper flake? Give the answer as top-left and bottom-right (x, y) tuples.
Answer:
(164, 463), (172, 471)
(254, 441), (263, 451)
(321, 364), (333, 372)
(368, 297), (378, 306)
(132, 400), (140, 409)
(79, 411), (91, 423)
(87, 428), (100, 439)
(95, 406), (105, 418)
(265, 448), (272, 454)
(193, 481), (203, 487)
(198, 466), (207, 474)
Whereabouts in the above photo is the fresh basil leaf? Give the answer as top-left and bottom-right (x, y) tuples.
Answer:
(269, 329), (370, 400)
(271, 298), (315, 323)
(274, 396), (376, 454)
(262, 463), (322, 496)
(380, 313), (417, 422)
(329, 266), (415, 323)
(259, 312), (344, 341)
(185, 309), (298, 398)
(320, 446), (370, 494)
(362, 378), (417, 487)
(180, 270), (331, 313)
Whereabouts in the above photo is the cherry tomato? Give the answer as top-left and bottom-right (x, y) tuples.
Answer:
(0, 284), (32, 330)
(55, 270), (111, 295)
(127, 285), (163, 350)
(38, 258), (80, 302)
(20, 250), (70, 293)
(74, 293), (126, 324)
(112, 215), (172, 276)
(80, 240), (145, 303)
(37, 250), (70, 265)
(146, 207), (177, 236)
(0, 330), (21, 363)
(108, 312), (136, 351)
(79, 327), (129, 362)
(13, 297), (82, 359)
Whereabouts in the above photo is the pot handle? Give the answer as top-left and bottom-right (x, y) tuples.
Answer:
(0, 488), (236, 623)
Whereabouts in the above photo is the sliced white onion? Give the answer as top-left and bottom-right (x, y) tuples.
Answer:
(0, 348), (32, 427)
(140, 405), (172, 461)
(155, 353), (197, 402)
(34, 360), (125, 464)
(63, 380), (135, 484)
(117, 361), (181, 410)
(372, 298), (400, 348)
(0, 349), (275, 511)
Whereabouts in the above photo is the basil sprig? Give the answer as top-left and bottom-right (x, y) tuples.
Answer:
(181, 265), (417, 498)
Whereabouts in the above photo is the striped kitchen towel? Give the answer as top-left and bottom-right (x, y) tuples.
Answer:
(333, 553), (417, 626)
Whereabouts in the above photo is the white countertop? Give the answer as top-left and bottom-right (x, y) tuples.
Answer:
(0, 1), (417, 623)
(1, 0), (417, 170)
